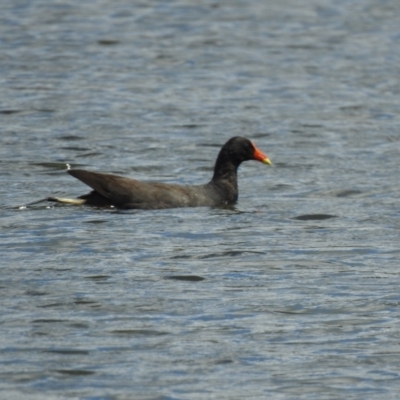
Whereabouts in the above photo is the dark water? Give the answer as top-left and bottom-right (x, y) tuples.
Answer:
(1, 0), (400, 398)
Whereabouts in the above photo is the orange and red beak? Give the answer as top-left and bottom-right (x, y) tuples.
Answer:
(252, 142), (272, 165)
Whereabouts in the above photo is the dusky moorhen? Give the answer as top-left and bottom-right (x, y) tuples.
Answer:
(48, 136), (271, 209)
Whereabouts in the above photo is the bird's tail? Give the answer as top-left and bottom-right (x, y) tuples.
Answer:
(47, 196), (86, 205)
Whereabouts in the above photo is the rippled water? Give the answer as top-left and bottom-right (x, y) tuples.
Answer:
(1, 0), (400, 398)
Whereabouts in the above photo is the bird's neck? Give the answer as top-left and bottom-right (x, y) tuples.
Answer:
(210, 154), (239, 204)
(212, 159), (238, 183)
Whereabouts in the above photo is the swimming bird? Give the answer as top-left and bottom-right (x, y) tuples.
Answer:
(48, 136), (271, 209)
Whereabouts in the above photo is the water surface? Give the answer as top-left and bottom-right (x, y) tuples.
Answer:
(1, 0), (400, 399)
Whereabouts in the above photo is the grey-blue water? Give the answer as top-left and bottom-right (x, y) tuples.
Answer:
(1, 0), (400, 399)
